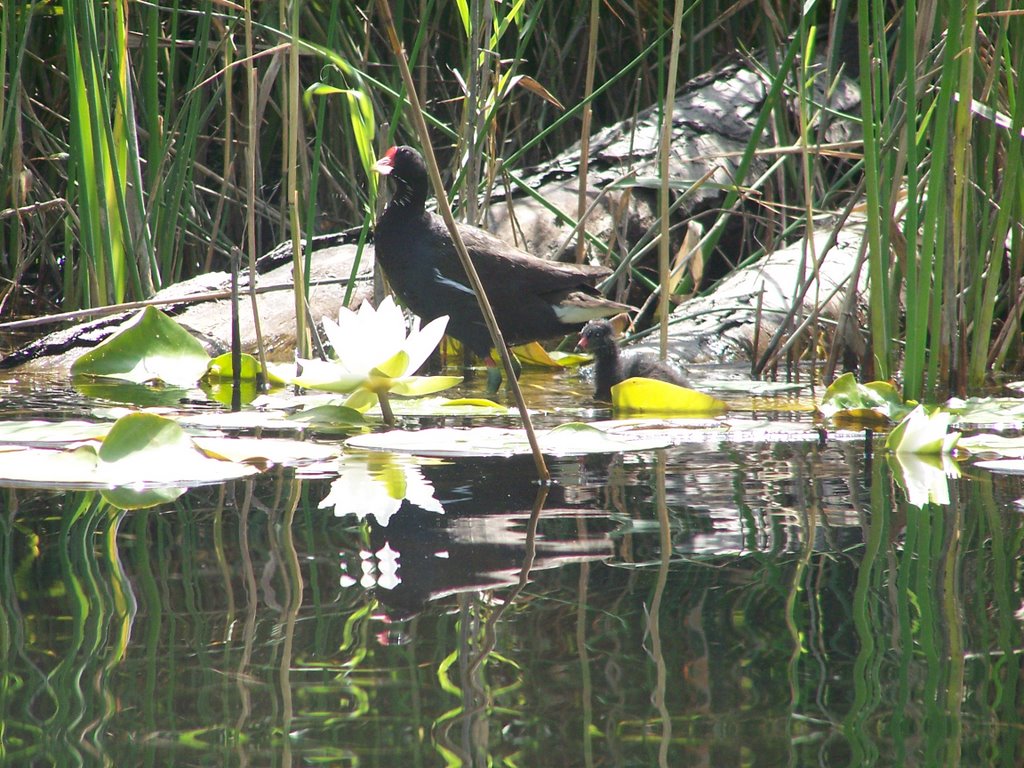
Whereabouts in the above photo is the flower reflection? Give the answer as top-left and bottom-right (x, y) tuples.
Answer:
(320, 451), (445, 527)
(888, 451), (960, 508)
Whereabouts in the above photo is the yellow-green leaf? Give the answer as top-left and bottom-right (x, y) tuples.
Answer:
(611, 377), (728, 415)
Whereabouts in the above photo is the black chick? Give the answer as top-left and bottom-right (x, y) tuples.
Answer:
(577, 318), (689, 401)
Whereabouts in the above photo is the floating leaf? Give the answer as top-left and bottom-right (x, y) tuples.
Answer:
(389, 375), (464, 397)
(205, 352), (261, 381)
(345, 424), (672, 457)
(0, 419), (111, 445)
(73, 378), (198, 408)
(71, 306), (211, 387)
(192, 436), (338, 468)
(511, 342), (590, 368)
(973, 459), (1024, 475)
(286, 404), (368, 428)
(102, 485), (186, 510)
(610, 377), (727, 415)
(957, 432), (1024, 458)
(945, 396), (1024, 430)
(0, 413), (259, 487)
(818, 372), (910, 422)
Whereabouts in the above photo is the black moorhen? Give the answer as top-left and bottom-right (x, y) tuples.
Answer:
(577, 318), (689, 401)
(373, 145), (630, 388)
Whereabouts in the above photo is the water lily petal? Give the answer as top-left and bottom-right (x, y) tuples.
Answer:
(374, 349), (410, 379)
(321, 315), (368, 372)
(344, 389), (379, 412)
(293, 358), (367, 393)
(389, 375), (463, 397)
(403, 315), (450, 374)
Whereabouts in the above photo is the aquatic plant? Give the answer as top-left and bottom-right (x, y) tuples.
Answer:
(292, 296), (461, 425)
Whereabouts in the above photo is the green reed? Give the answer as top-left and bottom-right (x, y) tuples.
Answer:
(4, 2), (1024, 397)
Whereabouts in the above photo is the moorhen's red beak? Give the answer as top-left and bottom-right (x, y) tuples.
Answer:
(576, 335), (590, 352)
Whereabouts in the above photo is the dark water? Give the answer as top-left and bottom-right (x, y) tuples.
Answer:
(1, 368), (1022, 766)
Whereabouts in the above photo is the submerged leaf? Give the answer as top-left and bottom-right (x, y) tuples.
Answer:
(70, 306), (210, 387)
(611, 377), (727, 415)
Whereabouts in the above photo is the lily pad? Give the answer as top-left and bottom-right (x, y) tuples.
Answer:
(0, 412), (259, 487)
(512, 341), (591, 368)
(70, 306), (211, 387)
(956, 432), (1024, 458)
(818, 372), (911, 423)
(610, 377), (728, 415)
(945, 396), (1024, 431)
(345, 423), (672, 457)
(0, 419), (112, 445)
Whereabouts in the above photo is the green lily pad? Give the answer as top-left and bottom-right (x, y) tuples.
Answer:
(71, 306), (211, 387)
(286, 404), (368, 429)
(702, 379), (808, 395)
(102, 485), (187, 510)
(818, 372), (911, 423)
(0, 412), (259, 487)
(205, 352), (262, 381)
(945, 396), (1024, 430)
(73, 378), (200, 408)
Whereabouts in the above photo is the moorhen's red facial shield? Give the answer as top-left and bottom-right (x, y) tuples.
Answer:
(372, 146), (630, 374)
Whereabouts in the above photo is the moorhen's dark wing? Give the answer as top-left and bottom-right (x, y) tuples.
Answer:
(372, 144), (630, 363)
(423, 215), (623, 348)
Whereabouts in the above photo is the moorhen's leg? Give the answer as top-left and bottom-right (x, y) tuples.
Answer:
(484, 349), (522, 395)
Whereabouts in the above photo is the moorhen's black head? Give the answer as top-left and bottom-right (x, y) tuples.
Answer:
(374, 145), (428, 210)
(577, 319), (617, 354)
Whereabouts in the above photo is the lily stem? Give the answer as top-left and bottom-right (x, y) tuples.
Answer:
(378, 390), (396, 428)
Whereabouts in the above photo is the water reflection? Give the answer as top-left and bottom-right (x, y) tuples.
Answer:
(0, 437), (1022, 766)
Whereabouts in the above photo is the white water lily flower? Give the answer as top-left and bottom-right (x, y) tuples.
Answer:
(319, 452), (445, 527)
(292, 296), (461, 414)
(884, 404), (961, 455)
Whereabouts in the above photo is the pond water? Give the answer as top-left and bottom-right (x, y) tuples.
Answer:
(0, 366), (1022, 766)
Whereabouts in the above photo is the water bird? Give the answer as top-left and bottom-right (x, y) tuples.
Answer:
(372, 145), (630, 389)
(577, 317), (689, 401)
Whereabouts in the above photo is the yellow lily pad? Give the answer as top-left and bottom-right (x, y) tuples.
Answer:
(610, 377), (728, 415)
